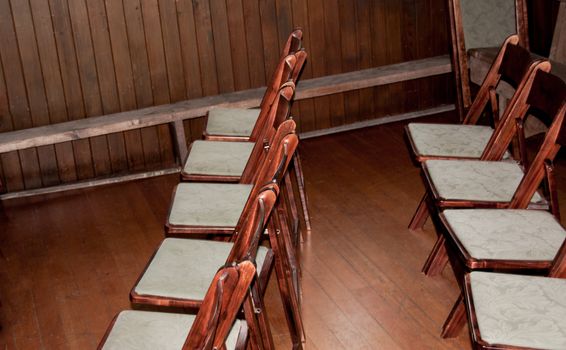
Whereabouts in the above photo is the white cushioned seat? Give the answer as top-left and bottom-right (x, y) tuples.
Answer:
(167, 183), (253, 228)
(407, 123), (496, 159)
(442, 209), (566, 261)
(424, 159), (543, 203)
(134, 238), (269, 300)
(182, 140), (255, 177)
(206, 107), (260, 138)
(469, 271), (566, 349)
(102, 310), (242, 350)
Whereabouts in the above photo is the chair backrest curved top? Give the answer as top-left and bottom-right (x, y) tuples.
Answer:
(227, 184), (279, 265)
(184, 260), (256, 350)
(498, 42), (534, 89)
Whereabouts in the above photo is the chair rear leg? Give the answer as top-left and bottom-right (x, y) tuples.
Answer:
(244, 282), (275, 350)
(293, 152), (312, 233)
(441, 295), (467, 338)
(284, 172), (301, 245)
(268, 214), (306, 348)
(408, 193), (430, 230)
(422, 235), (449, 276)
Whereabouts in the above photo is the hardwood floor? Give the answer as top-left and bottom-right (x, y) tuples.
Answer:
(1, 113), (563, 349)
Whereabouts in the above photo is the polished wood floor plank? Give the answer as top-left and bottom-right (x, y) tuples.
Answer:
(2, 113), (543, 349)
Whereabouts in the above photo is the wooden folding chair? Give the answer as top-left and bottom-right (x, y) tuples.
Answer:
(131, 185), (279, 349)
(420, 70), (566, 277)
(407, 35), (550, 230)
(437, 208), (566, 339)
(165, 119), (297, 237)
(98, 260), (256, 350)
(463, 241), (566, 349)
(202, 29), (304, 142)
(201, 29), (312, 234)
(180, 78), (298, 183)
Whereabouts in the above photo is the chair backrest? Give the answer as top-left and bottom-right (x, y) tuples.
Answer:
(258, 29), (303, 111)
(252, 119), (298, 186)
(184, 260), (256, 350)
(249, 49), (306, 142)
(241, 84), (296, 183)
(480, 58), (552, 160)
(463, 35), (541, 126)
(507, 71), (566, 209)
(227, 184), (279, 264)
(249, 54), (297, 141)
(449, 0), (529, 114)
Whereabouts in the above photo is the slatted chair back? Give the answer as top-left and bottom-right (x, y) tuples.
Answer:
(183, 261), (256, 350)
(241, 86), (296, 184)
(507, 71), (566, 209)
(463, 35), (542, 126)
(227, 185), (279, 265)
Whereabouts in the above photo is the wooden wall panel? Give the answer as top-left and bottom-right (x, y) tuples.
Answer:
(0, 0), (457, 191)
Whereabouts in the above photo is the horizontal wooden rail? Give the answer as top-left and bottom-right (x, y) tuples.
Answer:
(0, 55), (451, 154)
(0, 55), (453, 199)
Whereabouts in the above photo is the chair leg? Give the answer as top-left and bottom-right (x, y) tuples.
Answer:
(276, 206), (302, 301)
(441, 295), (467, 338)
(408, 193), (430, 230)
(284, 172), (301, 245)
(268, 212), (306, 348)
(244, 282), (275, 350)
(293, 152), (312, 233)
(422, 235), (449, 276)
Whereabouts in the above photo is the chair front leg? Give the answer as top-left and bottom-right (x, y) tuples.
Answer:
(409, 193), (430, 230)
(441, 295), (467, 338)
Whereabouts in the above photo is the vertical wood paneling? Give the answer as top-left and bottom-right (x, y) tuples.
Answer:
(290, 0), (316, 133)
(123, 0), (161, 170)
(0, 0), (458, 191)
(87, 0), (129, 174)
(242, 0), (266, 88)
(12, 0), (61, 187)
(307, 0), (331, 130)
(227, 0), (251, 91)
(0, 0), (43, 190)
(356, 0), (374, 120)
(339, 0), (360, 124)
(50, 0), (96, 181)
(105, 0), (145, 172)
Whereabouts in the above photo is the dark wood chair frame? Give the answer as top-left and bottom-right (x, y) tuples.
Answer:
(408, 35), (549, 230)
(448, 0), (529, 118)
(423, 70), (566, 338)
(99, 260), (257, 350)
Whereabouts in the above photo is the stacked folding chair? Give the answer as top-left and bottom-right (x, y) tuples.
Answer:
(405, 34), (566, 349)
(98, 30), (309, 350)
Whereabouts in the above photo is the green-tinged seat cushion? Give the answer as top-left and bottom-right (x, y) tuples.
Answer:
(443, 209), (566, 261)
(102, 310), (242, 350)
(425, 159), (542, 203)
(206, 107), (260, 137)
(183, 140), (254, 177)
(167, 183), (253, 228)
(134, 238), (269, 300)
(469, 271), (566, 349)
